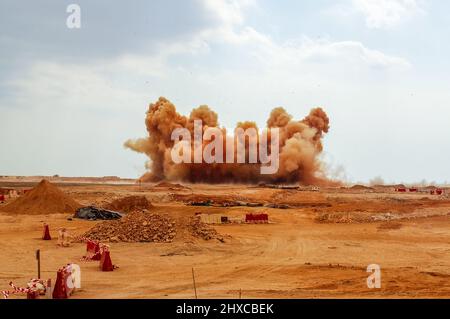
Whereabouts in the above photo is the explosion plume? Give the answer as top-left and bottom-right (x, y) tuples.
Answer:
(125, 97), (332, 185)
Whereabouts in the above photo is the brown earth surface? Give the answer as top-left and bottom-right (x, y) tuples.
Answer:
(104, 195), (153, 213)
(0, 180), (450, 298)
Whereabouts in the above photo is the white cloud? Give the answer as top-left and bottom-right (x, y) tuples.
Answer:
(196, 0), (268, 45)
(3, 1), (411, 115)
(254, 37), (411, 71)
(352, 0), (425, 29)
(4, 62), (146, 112)
(110, 6), (411, 78)
(2, 0), (431, 182)
(201, 0), (257, 27)
(173, 1), (412, 70)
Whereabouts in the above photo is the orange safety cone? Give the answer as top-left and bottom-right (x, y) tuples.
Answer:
(100, 250), (114, 272)
(52, 270), (68, 299)
(42, 223), (51, 240)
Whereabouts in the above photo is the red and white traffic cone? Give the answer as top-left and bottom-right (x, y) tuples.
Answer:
(100, 250), (114, 272)
(52, 270), (68, 299)
(42, 223), (51, 240)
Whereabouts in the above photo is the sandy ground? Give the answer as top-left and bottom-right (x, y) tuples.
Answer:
(1, 181), (450, 299)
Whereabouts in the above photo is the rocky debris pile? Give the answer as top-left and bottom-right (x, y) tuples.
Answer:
(186, 198), (289, 209)
(371, 212), (395, 221)
(154, 181), (190, 190)
(257, 183), (295, 189)
(74, 206), (122, 220)
(104, 195), (153, 213)
(188, 216), (224, 242)
(377, 222), (403, 230)
(0, 179), (81, 215)
(315, 212), (371, 224)
(78, 211), (176, 243)
(316, 210), (450, 224)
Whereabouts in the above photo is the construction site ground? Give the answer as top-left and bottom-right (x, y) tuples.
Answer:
(1, 180), (450, 298)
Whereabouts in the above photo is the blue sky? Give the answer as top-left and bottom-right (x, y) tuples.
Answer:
(0, 0), (449, 184)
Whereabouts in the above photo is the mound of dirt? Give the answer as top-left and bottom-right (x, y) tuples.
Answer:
(0, 179), (81, 215)
(315, 212), (373, 224)
(188, 216), (224, 241)
(104, 195), (153, 213)
(78, 211), (176, 243)
(350, 185), (374, 191)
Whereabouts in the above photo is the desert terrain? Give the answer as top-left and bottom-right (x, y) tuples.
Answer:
(1, 178), (450, 299)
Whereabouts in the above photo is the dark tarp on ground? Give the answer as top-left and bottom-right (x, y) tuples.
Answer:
(189, 200), (212, 206)
(74, 206), (122, 220)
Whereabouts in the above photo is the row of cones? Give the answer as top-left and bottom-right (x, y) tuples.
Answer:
(42, 224), (71, 246)
(43, 224), (115, 269)
(51, 247), (114, 300)
(33, 225), (115, 299)
(84, 240), (115, 271)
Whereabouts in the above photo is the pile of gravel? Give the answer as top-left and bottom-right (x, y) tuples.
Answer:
(79, 211), (176, 243)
